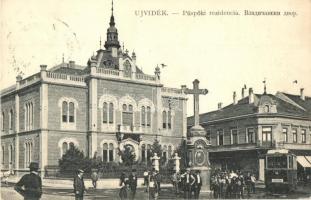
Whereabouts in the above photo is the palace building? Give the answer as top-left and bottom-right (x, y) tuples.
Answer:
(0, 6), (188, 175)
(188, 87), (311, 181)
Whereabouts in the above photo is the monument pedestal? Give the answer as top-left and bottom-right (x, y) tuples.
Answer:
(187, 125), (211, 193)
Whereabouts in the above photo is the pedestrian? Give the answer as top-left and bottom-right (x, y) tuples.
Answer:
(119, 179), (129, 200)
(250, 173), (256, 193)
(129, 169), (138, 200)
(154, 170), (161, 194)
(73, 169), (86, 200)
(181, 168), (195, 199)
(193, 170), (202, 199)
(120, 172), (126, 186)
(91, 169), (99, 189)
(143, 169), (149, 186)
(171, 171), (180, 195)
(149, 170), (159, 200)
(14, 162), (42, 200)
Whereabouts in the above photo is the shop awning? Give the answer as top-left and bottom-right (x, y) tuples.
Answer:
(297, 156), (311, 168)
(305, 156), (311, 164)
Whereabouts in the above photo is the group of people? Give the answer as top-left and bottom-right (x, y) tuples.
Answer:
(118, 169), (139, 200)
(210, 169), (256, 199)
(171, 168), (202, 199)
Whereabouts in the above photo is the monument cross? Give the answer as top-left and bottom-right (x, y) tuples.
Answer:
(183, 79), (208, 127)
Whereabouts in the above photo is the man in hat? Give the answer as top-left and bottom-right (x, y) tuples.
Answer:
(73, 169), (85, 200)
(14, 162), (42, 200)
(128, 169), (138, 199)
(193, 170), (202, 199)
(181, 168), (195, 199)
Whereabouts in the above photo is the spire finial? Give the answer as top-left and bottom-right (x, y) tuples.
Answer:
(99, 36), (102, 48)
(111, 0), (114, 16)
(263, 78), (267, 94)
(62, 53), (64, 63)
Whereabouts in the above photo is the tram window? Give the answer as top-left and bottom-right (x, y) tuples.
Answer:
(288, 156), (293, 169)
(267, 155), (287, 168)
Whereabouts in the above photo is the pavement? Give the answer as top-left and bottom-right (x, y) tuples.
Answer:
(1, 176), (311, 199)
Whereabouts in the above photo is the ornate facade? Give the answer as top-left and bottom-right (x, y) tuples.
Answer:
(0, 8), (188, 175)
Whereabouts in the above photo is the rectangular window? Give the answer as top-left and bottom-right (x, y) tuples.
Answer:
(122, 112), (133, 126)
(247, 128), (254, 143)
(206, 129), (211, 142)
(217, 130), (224, 146)
(292, 128), (297, 143)
(301, 129), (306, 143)
(108, 103), (114, 124)
(103, 103), (108, 123)
(231, 129), (238, 144)
(262, 127), (272, 142)
(282, 128), (288, 142)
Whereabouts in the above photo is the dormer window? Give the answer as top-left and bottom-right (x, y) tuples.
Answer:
(264, 105), (270, 113)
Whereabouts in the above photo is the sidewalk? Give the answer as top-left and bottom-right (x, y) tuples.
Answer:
(3, 175), (172, 189)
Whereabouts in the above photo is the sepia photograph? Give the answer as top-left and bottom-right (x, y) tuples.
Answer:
(1, 0), (311, 199)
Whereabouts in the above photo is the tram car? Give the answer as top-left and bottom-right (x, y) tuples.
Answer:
(264, 149), (297, 193)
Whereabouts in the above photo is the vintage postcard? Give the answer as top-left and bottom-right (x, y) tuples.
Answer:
(1, 0), (311, 199)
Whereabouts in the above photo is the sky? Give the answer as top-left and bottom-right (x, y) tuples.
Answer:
(1, 0), (311, 116)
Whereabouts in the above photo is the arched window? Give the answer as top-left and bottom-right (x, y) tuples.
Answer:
(9, 145), (13, 164)
(25, 143), (28, 167)
(141, 106), (146, 126)
(168, 145), (172, 159)
(123, 60), (132, 78)
(162, 111), (167, 129)
(62, 142), (68, 155)
(109, 103), (114, 124)
(69, 102), (75, 122)
(168, 111), (172, 129)
(122, 104), (133, 126)
(109, 143), (114, 162)
(162, 145), (167, 162)
(146, 107), (151, 127)
(9, 109), (14, 131)
(147, 144), (151, 162)
(1, 146), (4, 165)
(103, 102), (108, 123)
(141, 144), (146, 162)
(103, 143), (108, 162)
(264, 105), (270, 113)
(1, 112), (4, 131)
(62, 101), (68, 122)
(30, 103), (33, 129)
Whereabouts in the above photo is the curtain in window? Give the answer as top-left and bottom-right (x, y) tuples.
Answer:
(69, 102), (74, 122)
(62, 101), (68, 122)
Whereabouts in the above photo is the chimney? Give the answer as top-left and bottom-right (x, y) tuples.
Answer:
(233, 91), (237, 105)
(218, 102), (222, 110)
(241, 88), (245, 98)
(300, 88), (305, 100)
(68, 60), (75, 68)
(249, 88), (254, 104)
(132, 52), (136, 65)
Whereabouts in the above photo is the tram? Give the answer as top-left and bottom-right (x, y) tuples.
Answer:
(264, 149), (297, 193)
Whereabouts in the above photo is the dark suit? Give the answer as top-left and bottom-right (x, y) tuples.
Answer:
(14, 172), (42, 200)
(129, 174), (137, 199)
(193, 174), (202, 199)
(73, 175), (85, 200)
(182, 173), (194, 199)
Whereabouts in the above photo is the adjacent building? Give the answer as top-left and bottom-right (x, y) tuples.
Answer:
(188, 88), (311, 180)
(0, 8), (188, 175)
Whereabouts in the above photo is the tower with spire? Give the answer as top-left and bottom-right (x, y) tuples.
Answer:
(104, 0), (120, 57)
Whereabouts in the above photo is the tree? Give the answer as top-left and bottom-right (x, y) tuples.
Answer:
(120, 145), (136, 167)
(58, 145), (91, 176)
(176, 139), (188, 169)
(150, 139), (165, 165)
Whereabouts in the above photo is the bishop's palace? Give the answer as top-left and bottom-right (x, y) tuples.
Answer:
(1, 6), (311, 180)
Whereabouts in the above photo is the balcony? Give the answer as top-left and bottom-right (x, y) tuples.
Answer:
(119, 125), (142, 134)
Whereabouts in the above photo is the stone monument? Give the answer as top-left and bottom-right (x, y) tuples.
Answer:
(182, 79), (211, 192)
(172, 153), (181, 173)
(151, 153), (160, 171)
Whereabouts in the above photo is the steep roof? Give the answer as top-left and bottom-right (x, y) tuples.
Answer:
(49, 62), (87, 75)
(188, 92), (311, 126)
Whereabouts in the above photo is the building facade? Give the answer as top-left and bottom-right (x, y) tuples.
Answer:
(0, 10), (188, 175)
(188, 88), (311, 180)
